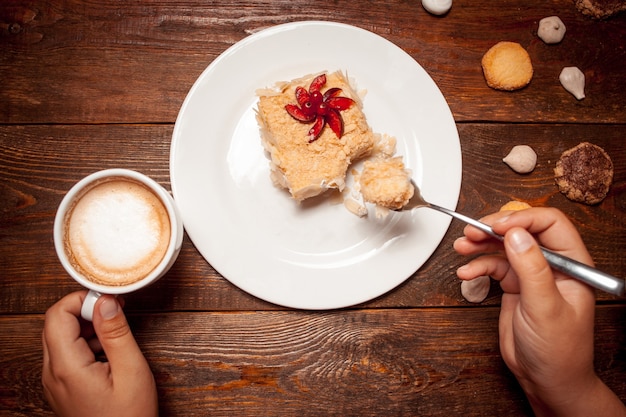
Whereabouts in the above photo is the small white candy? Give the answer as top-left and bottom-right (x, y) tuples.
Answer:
(461, 276), (491, 303)
(503, 145), (537, 174)
(538, 16), (566, 44)
(559, 66), (586, 100)
(422, 0), (452, 15)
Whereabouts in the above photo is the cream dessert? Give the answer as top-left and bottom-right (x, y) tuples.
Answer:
(257, 71), (416, 215)
(359, 157), (414, 210)
(256, 71), (376, 201)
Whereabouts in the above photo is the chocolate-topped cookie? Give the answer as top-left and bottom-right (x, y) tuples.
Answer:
(575, 0), (626, 19)
(554, 142), (613, 205)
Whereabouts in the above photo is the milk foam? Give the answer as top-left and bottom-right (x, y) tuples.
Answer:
(65, 178), (171, 286)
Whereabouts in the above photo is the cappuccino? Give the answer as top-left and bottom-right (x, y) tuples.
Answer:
(63, 177), (171, 286)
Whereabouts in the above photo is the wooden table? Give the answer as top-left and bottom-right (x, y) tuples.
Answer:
(1, 1), (625, 415)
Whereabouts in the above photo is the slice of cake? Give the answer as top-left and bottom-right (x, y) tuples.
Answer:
(359, 157), (414, 210)
(256, 71), (376, 201)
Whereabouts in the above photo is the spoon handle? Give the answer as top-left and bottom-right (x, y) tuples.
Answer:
(539, 247), (624, 296)
(429, 203), (625, 296)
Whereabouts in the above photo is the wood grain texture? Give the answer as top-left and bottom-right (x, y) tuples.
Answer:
(1, 0), (625, 415)
(1, 123), (624, 313)
(2, 307), (625, 416)
(1, 0), (625, 124)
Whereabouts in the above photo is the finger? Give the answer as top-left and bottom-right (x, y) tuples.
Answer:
(43, 291), (94, 370)
(493, 208), (593, 265)
(457, 254), (522, 294)
(80, 301), (126, 355)
(92, 296), (148, 378)
(454, 236), (503, 257)
(504, 227), (562, 312)
(457, 254), (509, 281)
(461, 211), (512, 242)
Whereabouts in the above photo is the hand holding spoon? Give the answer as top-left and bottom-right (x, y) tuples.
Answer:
(398, 179), (625, 296)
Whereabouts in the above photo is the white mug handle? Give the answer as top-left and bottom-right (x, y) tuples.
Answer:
(81, 290), (102, 321)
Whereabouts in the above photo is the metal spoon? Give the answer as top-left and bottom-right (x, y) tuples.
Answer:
(398, 180), (625, 296)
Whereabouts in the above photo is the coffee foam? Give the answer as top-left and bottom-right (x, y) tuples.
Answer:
(65, 178), (171, 286)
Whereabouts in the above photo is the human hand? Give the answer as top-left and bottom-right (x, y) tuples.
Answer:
(42, 291), (158, 417)
(454, 207), (625, 416)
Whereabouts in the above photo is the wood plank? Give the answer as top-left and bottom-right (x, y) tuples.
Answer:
(1, 123), (624, 313)
(1, 0), (625, 124)
(1, 306), (624, 416)
(2, 1), (624, 416)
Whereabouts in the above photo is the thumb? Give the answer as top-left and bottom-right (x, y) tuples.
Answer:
(504, 227), (562, 313)
(92, 296), (147, 374)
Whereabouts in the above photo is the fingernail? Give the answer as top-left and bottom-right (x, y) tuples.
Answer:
(494, 214), (511, 225)
(99, 298), (120, 320)
(457, 264), (470, 273)
(509, 229), (534, 254)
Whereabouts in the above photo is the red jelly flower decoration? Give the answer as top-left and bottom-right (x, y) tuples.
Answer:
(285, 74), (355, 142)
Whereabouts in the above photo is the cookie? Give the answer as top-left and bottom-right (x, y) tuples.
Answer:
(574, 0), (626, 19)
(481, 41), (533, 91)
(500, 200), (532, 211)
(554, 142), (613, 205)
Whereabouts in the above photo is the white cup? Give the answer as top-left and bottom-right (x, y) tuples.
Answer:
(54, 169), (184, 321)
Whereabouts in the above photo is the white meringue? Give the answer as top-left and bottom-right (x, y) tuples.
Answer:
(461, 276), (490, 303)
(559, 66), (586, 100)
(538, 16), (566, 44)
(422, 0), (452, 15)
(503, 145), (537, 174)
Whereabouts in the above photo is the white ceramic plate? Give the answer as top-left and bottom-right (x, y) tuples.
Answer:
(170, 21), (461, 309)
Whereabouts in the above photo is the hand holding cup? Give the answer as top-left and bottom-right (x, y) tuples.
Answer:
(54, 169), (183, 320)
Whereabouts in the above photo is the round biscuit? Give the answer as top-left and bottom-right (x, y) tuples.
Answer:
(554, 142), (613, 205)
(481, 41), (533, 91)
